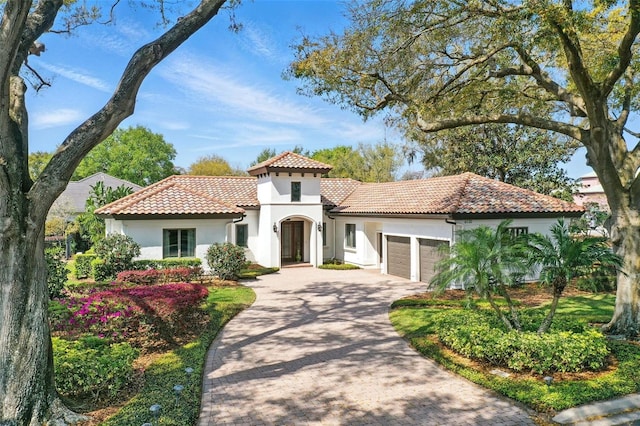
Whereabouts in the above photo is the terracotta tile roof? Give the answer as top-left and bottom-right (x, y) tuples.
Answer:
(330, 173), (584, 216)
(96, 172), (583, 218)
(95, 176), (256, 216)
(247, 151), (332, 175)
(320, 178), (362, 207)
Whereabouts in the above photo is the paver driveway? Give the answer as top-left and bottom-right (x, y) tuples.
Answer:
(198, 267), (535, 425)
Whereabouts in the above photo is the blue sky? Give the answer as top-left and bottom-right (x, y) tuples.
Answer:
(26, 0), (591, 179)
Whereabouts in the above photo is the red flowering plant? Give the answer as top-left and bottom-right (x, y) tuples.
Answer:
(51, 283), (209, 352)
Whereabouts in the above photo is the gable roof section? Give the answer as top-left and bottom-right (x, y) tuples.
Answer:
(320, 178), (362, 207)
(330, 173), (584, 217)
(95, 176), (255, 217)
(247, 151), (333, 176)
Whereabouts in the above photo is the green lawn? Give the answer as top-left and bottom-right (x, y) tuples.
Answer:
(100, 285), (255, 426)
(389, 293), (640, 413)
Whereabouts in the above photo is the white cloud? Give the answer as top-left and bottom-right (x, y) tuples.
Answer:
(158, 53), (328, 127)
(37, 62), (111, 92)
(240, 22), (277, 59)
(32, 108), (85, 129)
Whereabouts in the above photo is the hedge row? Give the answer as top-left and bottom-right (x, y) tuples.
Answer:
(432, 310), (610, 374)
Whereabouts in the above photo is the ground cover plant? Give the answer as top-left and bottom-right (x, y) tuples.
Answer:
(50, 271), (255, 425)
(390, 286), (640, 414)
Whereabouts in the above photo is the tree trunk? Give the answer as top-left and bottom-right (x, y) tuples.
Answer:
(537, 282), (564, 335)
(0, 202), (53, 424)
(602, 216), (640, 337)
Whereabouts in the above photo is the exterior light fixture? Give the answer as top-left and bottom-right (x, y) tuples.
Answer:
(149, 404), (161, 423)
(273, 223), (278, 233)
(543, 376), (553, 386)
(185, 367), (194, 377)
(317, 223), (323, 232)
(173, 384), (184, 404)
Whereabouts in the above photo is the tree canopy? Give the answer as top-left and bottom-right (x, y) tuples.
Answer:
(311, 141), (403, 182)
(406, 124), (579, 200)
(290, 0), (640, 337)
(72, 125), (178, 186)
(188, 154), (247, 176)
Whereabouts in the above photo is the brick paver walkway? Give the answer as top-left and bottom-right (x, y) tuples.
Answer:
(198, 268), (535, 425)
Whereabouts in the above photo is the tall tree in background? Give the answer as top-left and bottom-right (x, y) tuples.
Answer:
(311, 142), (402, 182)
(188, 154), (247, 176)
(0, 1), (229, 423)
(28, 151), (53, 180)
(405, 124), (579, 200)
(291, 0), (640, 337)
(76, 182), (135, 246)
(73, 125), (178, 186)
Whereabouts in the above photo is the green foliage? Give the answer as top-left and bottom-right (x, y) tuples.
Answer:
(405, 124), (579, 199)
(74, 253), (97, 279)
(187, 154), (246, 176)
(76, 181), (135, 246)
(73, 125), (177, 186)
(132, 258), (201, 270)
(206, 243), (246, 280)
(91, 258), (110, 282)
(93, 234), (141, 280)
(45, 246), (68, 299)
(28, 150), (53, 180)
(238, 265), (279, 279)
(318, 263), (361, 270)
(526, 219), (622, 333)
(430, 219), (528, 331)
(52, 336), (138, 401)
(433, 310), (609, 374)
(310, 142), (403, 182)
(101, 286), (255, 426)
(390, 293), (640, 412)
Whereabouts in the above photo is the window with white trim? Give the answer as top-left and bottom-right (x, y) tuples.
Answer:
(163, 229), (195, 258)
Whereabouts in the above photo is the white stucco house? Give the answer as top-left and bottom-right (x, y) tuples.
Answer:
(95, 152), (584, 282)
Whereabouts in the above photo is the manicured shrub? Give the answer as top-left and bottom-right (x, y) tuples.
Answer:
(116, 266), (202, 285)
(433, 310), (609, 374)
(53, 336), (138, 401)
(74, 252), (97, 279)
(576, 265), (617, 293)
(206, 243), (246, 280)
(132, 258), (202, 270)
(93, 234), (141, 280)
(45, 246), (68, 299)
(318, 263), (361, 270)
(91, 257), (111, 282)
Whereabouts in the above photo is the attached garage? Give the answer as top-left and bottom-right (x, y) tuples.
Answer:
(419, 239), (448, 283)
(386, 235), (411, 279)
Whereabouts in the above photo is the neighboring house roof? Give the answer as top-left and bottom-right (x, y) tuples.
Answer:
(95, 176), (255, 217)
(247, 151), (333, 176)
(97, 172), (583, 219)
(330, 173), (584, 217)
(55, 172), (142, 214)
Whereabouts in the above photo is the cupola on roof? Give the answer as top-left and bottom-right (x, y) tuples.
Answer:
(247, 151), (333, 176)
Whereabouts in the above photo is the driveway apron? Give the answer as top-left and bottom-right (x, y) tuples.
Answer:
(198, 268), (534, 425)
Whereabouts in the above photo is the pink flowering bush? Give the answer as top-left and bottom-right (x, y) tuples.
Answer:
(51, 283), (209, 351)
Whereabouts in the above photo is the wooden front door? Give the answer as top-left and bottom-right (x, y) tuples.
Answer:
(281, 221), (304, 263)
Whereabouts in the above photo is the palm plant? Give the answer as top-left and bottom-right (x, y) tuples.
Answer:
(526, 219), (622, 334)
(430, 220), (528, 331)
